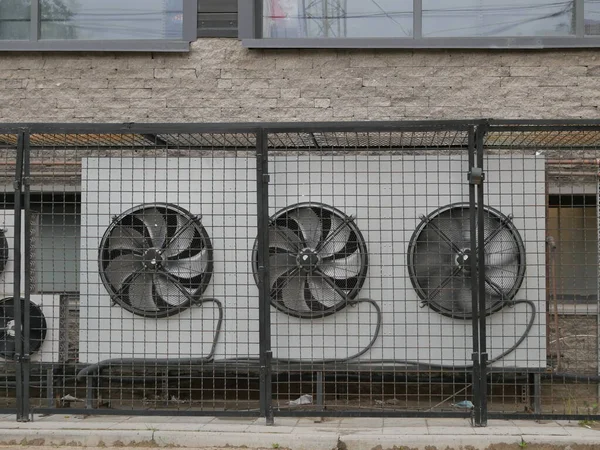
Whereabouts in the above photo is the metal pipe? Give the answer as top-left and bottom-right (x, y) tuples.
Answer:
(0, 162), (81, 166)
(548, 171), (600, 177)
(547, 159), (600, 165)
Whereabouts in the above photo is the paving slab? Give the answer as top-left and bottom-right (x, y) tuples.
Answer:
(0, 414), (598, 449)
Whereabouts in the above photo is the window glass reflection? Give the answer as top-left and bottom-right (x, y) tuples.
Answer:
(422, 0), (575, 37)
(40, 0), (183, 40)
(263, 0), (413, 38)
(585, 0), (600, 35)
(0, 0), (31, 40)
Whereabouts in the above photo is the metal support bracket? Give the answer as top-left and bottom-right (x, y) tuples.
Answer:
(468, 167), (485, 185)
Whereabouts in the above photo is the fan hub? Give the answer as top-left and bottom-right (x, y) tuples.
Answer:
(296, 248), (320, 272)
(456, 249), (473, 274)
(142, 248), (163, 271)
(6, 319), (15, 337)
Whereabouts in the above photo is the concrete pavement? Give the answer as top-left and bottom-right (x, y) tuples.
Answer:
(0, 414), (599, 449)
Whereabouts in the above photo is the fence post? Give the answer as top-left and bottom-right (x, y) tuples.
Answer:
(476, 123), (489, 426)
(256, 129), (274, 425)
(467, 126), (482, 426)
(13, 132), (25, 421)
(469, 123), (489, 427)
(21, 132), (31, 420)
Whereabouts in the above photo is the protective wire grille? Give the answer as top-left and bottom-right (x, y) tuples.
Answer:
(408, 204), (526, 320)
(0, 122), (597, 423)
(252, 203), (368, 319)
(0, 136), (18, 413)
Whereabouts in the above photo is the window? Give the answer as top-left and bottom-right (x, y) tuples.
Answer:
(240, 0), (600, 48)
(0, 0), (196, 51)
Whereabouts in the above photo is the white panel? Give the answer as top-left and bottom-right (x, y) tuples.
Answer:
(80, 155), (546, 369)
(79, 157), (258, 363)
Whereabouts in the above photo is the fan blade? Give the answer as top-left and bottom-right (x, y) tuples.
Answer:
(485, 267), (517, 292)
(0, 338), (16, 358)
(413, 246), (455, 273)
(164, 247), (208, 279)
(319, 251), (363, 279)
(319, 215), (352, 257)
(162, 214), (196, 258)
(269, 253), (298, 289)
(135, 208), (167, 249)
(485, 250), (518, 267)
(154, 274), (189, 306)
(108, 225), (146, 252)
(270, 226), (302, 253)
(128, 273), (159, 311)
(290, 207), (322, 249)
(105, 254), (144, 291)
(280, 273), (311, 312)
(457, 217), (471, 247)
(418, 229), (456, 254)
(449, 276), (473, 314)
(307, 275), (345, 308)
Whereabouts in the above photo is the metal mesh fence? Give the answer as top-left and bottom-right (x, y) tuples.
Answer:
(484, 125), (600, 420)
(0, 121), (598, 424)
(0, 135), (19, 414)
(22, 131), (261, 416)
(265, 128), (478, 417)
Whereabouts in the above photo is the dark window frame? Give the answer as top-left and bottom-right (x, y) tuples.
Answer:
(0, 0), (197, 52)
(240, 0), (600, 49)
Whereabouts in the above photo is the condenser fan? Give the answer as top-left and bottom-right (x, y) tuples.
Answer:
(0, 297), (47, 360)
(407, 203), (526, 319)
(0, 229), (7, 275)
(253, 203), (368, 318)
(99, 204), (213, 318)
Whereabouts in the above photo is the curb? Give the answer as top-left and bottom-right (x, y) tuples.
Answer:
(1, 427), (599, 450)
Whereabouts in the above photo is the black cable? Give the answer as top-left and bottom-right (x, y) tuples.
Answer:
(77, 298), (535, 380)
(354, 299), (537, 370)
(75, 298), (223, 382)
(274, 298), (382, 364)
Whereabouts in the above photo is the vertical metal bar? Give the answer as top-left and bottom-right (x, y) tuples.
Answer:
(576, 0), (584, 38)
(46, 368), (54, 408)
(13, 132), (25, 422)
(316, 372), (324, 411)
(467, 126), (481, 426)
(255, 0), (263, 39)
(86, 377), (95, 410)
(238, 0), (257, 39)
(597, 173), (600, 404)
(257, 129), (273, 425)
(22, 132), (31, 421)
(533, 373), (542, 414)
(30, 0), (40, 41)
(182, 0), (198, 41)
(476, 123), (488, 427)
(413, 0), (422, 39)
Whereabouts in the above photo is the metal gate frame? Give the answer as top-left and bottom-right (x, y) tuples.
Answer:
(1, 120), (599, 425)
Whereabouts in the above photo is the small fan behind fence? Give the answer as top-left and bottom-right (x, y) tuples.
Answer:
(99, 203), (213, 318)
(0, 297), (47, 360)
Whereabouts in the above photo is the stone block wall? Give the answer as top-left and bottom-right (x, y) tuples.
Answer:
(0, 39), (599, 122)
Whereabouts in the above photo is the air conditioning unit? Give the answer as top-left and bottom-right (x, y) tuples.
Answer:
(79, 156), (546, 370)
(0, 294), (61, 363)
(0, 210), (25, 296)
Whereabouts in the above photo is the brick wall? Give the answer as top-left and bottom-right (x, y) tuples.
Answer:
(1, 39), (600, 122)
